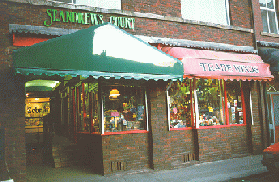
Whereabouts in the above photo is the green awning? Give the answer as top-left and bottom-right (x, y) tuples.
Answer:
(13, 23), (183, 81)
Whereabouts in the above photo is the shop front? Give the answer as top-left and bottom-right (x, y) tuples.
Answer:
(258, 44), (279, 144)
(162, 46), (273, 161)
(13, 23), (184, 174)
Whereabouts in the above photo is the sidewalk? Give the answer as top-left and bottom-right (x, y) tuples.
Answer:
(26, 155), (267, 182)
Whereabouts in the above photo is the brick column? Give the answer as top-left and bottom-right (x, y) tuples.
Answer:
(0, 68), (26, 181)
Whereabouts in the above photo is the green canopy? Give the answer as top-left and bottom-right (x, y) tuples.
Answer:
(13, 23), (183, 81)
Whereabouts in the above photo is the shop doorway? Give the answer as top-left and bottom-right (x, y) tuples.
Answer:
(25, 80), (59, 166)
(268, 93), (279, 144)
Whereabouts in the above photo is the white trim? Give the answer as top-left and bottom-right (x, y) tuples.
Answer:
(193, 80), (199, 128)
(145, 90), (149, 132)
(250, 92), (254, 125)
(101, 95), (104, 134)
(166, 91), (171, 131)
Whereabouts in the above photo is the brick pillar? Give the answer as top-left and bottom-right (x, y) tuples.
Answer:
(250, 81), (265, 154)
(0, 68), (26, 181)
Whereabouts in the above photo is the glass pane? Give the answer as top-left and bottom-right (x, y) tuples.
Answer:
(99, 0), (121, 10)
(168, 80), (192, 129)
(75, 0), (98, 6)
(103, 86), (146, 132)
(211, 0), (229, 25)
(226, 81), (243, 124)
(261, 9), (269, 32)
(197, 79), (224, 126)
(89, 83), (100, 133)
(259, 0), (267, 7)
(267, 0), (274, 9)
(268, 11), (278, 33)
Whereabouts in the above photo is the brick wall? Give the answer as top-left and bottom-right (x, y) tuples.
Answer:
(250, 81), (265, 154)
(102, 133), (150, 175)
(149, 82), (196, 170)
(196, 126), (249, 162)
(229, 0), (253, 29)
(0, 69), (26, 182)
(122, 0), (181, 17)
(0, 1), (254, 49)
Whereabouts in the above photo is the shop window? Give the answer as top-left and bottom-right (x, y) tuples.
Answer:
(167, 80), (193, 129)
(260, 0), (278, 34)
(102, 85), (147, 132)
(196, 79), (226, 126)
(73, 82), (100, 133)
(225, 81), (244, 124)
(181, 0), (230, 25)
(56, 0), (121, 10)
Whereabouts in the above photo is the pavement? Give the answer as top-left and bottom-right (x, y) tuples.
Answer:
(26, 155), (268, 182)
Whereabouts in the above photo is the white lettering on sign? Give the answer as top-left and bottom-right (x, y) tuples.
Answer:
(199, 63), (259, 73)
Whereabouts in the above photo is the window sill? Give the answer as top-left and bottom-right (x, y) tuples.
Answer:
(170, 127), (192, 131)
(102, 130), (148, 135)
(261, 32), (279, 38)
(76, 132), (100, 134)
(196, 124), (246, 129)
(229, 124), (246, 127)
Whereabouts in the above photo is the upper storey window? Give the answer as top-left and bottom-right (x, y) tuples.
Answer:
(57, 0), (121, 10)
(260, 0), (278, 34)
(181, 0), (230, 25)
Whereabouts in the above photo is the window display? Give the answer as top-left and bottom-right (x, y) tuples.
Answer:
(196, 79), (225, 126)
(102, 85), (146, 132)
(74, 82), (100, 133)
(225, 80), (244, 124)
(168, 80), (192, 129)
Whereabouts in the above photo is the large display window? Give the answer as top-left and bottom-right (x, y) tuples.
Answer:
(167, 78), (248, 130)
(102, 85), (147, 133)
(167, 79), (193, 129)
(67, 81), (147, 135)
(196, 79), (226, 126)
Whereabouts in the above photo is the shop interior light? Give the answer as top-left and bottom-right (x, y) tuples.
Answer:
(110, 89), (120, 98)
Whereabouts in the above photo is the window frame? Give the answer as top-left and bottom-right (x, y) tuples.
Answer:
(168, 79), (248, 131)
(260, 0), (279, 34)
(100, 84), (149, 135)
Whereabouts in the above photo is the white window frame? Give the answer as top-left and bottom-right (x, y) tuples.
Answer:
(260, 0), (279, 34)
(181, 0), (230, 25)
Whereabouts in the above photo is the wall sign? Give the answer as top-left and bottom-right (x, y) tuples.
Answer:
(199, 63), (259, 73)
(44, 9), (135, 29)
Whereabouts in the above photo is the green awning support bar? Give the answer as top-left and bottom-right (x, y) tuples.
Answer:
(13, 23), (184, 81)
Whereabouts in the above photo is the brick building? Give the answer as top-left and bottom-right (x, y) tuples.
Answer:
(0, 0), (276, 181)
(251, 0), (279, 145)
